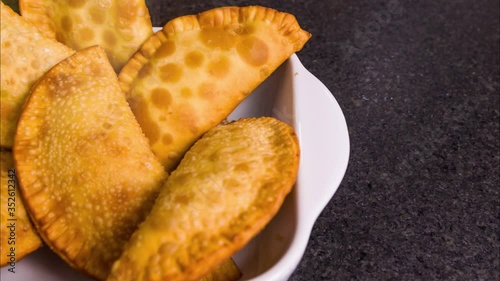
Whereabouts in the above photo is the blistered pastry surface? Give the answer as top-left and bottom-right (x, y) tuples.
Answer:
(19, 0), (153, 71)
(108, 117), (300, 281)
(119, 6), (310, 171)
(0, 150), (42, 266)
(13, 46), (167, 280)
(0, 2), (75, 148)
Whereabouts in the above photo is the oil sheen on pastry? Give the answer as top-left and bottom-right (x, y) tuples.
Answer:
(19, 0), (153, 72)
(118, 6), (310, 171)
(13, 46), (167, 280)
(0, 2), (74, 148)
(107, 117), (300, 281)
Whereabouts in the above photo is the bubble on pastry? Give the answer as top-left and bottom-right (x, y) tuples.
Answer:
(108, 117), (299, 281)
(0, 2), (75, 148)
(185, 51), (205, 68)
(13, 46), (167, 280)
(19, 0), (153, 72)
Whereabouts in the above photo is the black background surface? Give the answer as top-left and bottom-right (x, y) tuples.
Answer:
(143, 1), (499, 280)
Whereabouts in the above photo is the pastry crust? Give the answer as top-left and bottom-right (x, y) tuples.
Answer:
(118, 6), (310, 172)
(13, 46), (167, 280)
(0, 149), (42, 266)
(199, 259), (241, 281)
(0, 2), (75, 148)
(19, 0), (153, 72)
(107, 117), (300, 281)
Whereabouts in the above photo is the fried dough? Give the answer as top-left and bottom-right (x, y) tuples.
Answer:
(107, 117), (300, 281)
(19, 0), (153, 72)
(0, 2), (75, 148)
(13, 46), (167, 280)
(0, 149), (42, 266)
(118, 6), (310, 171)
(199, 259), (241, 281)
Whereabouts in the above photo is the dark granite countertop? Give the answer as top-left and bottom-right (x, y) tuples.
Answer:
(145, 0), (499, 280)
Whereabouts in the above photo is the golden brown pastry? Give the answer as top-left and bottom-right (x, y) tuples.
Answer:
(107, 117), (300, 281)
(199, 259), (241, 281)
(0, 149), (42, 266)
(13, 46), (167, 280)
(118, 5), (310, 171)
(19, 0), (153, 72)
(0, 2), (75, 148)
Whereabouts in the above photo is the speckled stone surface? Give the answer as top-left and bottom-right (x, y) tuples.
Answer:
(144, 0), (499, 280)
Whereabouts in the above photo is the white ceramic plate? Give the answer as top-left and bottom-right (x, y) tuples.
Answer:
(1, 29), (349, 281)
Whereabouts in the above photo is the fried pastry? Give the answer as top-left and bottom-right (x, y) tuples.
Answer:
(118, 5), (310, 171)
(107, 117), (300, 281)
(13, 46), (167, 280)
(199, 259), (241, 281)
(0, 2), (75, 148)
(19, 0), (153, 72)
(0, 149), (42, 266)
